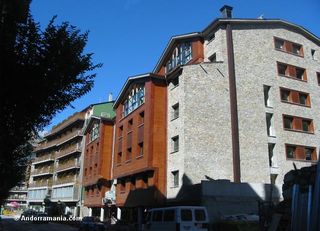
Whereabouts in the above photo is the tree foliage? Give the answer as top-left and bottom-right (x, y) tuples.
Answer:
(0, 0), (101, 204)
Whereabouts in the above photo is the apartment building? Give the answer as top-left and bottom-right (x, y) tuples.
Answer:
(112, 5), (320, 212)
(152, 6), (320, 201)
(82, 101), (115, 221)
(28, 111), (85, 215)
(113, 74), (167, 221)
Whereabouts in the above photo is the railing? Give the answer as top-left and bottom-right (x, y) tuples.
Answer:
(35, 140), (56, 151)
(56, 144), (82, 159)
(53, 175), (78, 185)
(10, 186), (27, 191)
(7, 196), (27, 200)
(34, 153), (55, 164)
(56, 159), (80, 172)
(56, 130), (82, 146)
(31, 166), (54, 176)
(50, 112), (85, 135)
(29, 179), (52, 188)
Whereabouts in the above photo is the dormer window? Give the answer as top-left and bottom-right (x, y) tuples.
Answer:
(90, 123), (99, 142)
(166, 42), (192, 73)
(123, 84), (145, 117)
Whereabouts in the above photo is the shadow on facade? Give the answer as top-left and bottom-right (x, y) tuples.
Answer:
(168, 174), (281, 222)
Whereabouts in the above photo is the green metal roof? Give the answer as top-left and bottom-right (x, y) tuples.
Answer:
(92, 102), (115, 119)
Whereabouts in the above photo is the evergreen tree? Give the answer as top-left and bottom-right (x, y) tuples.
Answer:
(0, 0), (101, 204)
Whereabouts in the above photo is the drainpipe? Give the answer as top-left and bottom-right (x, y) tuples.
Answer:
(223, 6), (241, 182)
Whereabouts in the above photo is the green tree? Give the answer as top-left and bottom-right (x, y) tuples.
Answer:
(0, 0), (101, 204)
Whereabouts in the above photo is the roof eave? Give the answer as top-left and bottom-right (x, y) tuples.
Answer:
(152, 32), (201, 74)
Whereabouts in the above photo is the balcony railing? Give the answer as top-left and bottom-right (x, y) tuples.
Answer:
(34, 153), (55, 164)
(56, 130), (82, 147)
(7, 196), (27, 200)
(10, 186), (28, 192)
(56, 159), (80, 172)
(28, 179), (52, 188)
(53, 175), (78, 185)
(56, 144), (82, 159)
(35, 140), (56, 152)
(31, 166), (54, 176)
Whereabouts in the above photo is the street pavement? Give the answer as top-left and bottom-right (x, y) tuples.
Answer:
(1, 217), (78, 231)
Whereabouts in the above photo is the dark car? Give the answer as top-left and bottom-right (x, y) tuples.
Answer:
(79, 216), (105, 231)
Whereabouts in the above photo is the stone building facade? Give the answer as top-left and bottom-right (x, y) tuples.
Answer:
(153, 6), (320, 200)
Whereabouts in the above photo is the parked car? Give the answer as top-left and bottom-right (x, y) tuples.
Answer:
(79, 216), (105, 231)
(143, 206), (209, 231)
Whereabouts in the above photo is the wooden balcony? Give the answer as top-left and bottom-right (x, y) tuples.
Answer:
(56, 159), (80, 173)
(56, 143), (81, 159)
(35, 140), (56, 152)
(33, 153), (55, 164)
(56, 130), (82, 146)
(29, 179), (52, 188)
(31, 166), (54, 176)
(53, 175), (78, 185)
(50, 112), (85, 135)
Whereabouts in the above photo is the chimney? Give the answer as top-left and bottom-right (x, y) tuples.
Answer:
(108, 93), (113, 102)
(220, 5), (233, 18)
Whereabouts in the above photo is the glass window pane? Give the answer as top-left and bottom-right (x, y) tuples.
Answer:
(181, 209), (192, 221)
(195, 209), (206, 221)
(163, 210), (175, 222)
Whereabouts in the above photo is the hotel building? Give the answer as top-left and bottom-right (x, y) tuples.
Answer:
(113, 5), (320, 209)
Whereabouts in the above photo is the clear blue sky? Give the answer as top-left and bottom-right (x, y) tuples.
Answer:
(30, 0), (320, 132)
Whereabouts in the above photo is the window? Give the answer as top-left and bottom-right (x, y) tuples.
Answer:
(280, 89), (290, 101)
(297, 94), (306, 106)
(263, 85), (272, 107)
(274, 37), (303, 56)
(285, 144), (316, 162)
(117, 152), (122, 164)
(172, 170), (179, 187)
(283, 115), (314, 133)
(130, 177), (136, 190)
(123, 84), (145, 117)
(90, 123), (99, 142)
(317, 72), (320, 85)
(163, 210), (175, 222)
(152, 211), (163, 222)
(172, 103), (179, 120)
(126, 148), (132, 160)
(208, 32), (215, 41)
(208, 53), (217, 62)
(280, 88), (310, 106)
(181, 209), (192, 221)
(268, 143), (275, 167)
(137, 142), (143, 157)
(277, 63), (287, 75)
(171, 76), (179, 88)
(286, 145), (295, 159)
(171, 136), (179, 152)
(139, 111), (144, 124)
(166, 42), (192, 73)
(120, 180), (125, 193)
(305, 148), (313, 161)
(274, 38), (284, 50)
(283, 116), (293, 129)
(128, 119), (133, 131)
(292, 44), (303, 56)
(277, 62), (307, 81)
(266, 113), (275, 137)
(311, 49), (316, 60)
(195, 209), (206, 221)
(118, 126), (123, 137)
(302, 120), (312, 132)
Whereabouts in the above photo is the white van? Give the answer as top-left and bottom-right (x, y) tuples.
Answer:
(143, 206), (209, 231)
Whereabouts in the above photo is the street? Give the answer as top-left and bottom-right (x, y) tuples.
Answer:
(1, 217), (78, 231)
